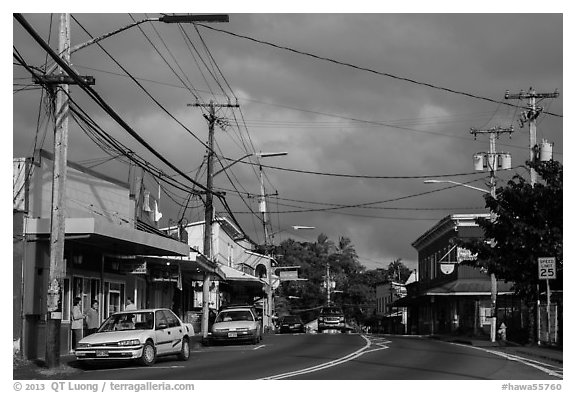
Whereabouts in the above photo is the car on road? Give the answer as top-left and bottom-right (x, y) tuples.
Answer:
(278, 315), (306, 334)
(74, 308), (194, 366)
(208, 306), (263, 344)
(317, 306), (346, 333)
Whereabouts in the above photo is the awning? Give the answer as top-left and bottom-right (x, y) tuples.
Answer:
(219, 264), (267, 287)
(391, 278), (516, 307)
(424, 279), (515, 296)
(141, 255), (226, 280)
(25, 217), (190, 256)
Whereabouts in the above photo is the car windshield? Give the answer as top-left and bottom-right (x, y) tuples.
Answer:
(321, 308), (342, 315)
(282, 316), (301, 323)
(215, 310), (254, 322)
(98, 312), (154, 332)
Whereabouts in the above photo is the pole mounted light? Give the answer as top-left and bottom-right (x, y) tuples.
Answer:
(292, 226), (315, 230)
(159, 14), (229, 24)
(46, 14), (230, 74)
(423, 179), (489, 194)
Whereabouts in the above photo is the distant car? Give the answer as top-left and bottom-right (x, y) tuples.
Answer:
(208, 306), (263, 344)
(317, 306), (346, 333)
(278, 315), (305, 334)
(75, 308), (194, 366)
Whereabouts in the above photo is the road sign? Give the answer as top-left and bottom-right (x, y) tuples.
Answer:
(538, 257), (556, 280)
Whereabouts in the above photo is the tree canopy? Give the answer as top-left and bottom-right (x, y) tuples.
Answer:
(459, 160), (562, 301)
(273, 234), (411, 324)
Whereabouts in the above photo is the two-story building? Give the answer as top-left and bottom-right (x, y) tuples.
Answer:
(13, 150), (223, 359)
(375, 271), (417, 334)
(395, 214), (525, 339)
(172, 218), (278, 327)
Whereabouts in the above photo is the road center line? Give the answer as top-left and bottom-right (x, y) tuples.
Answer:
(261, 335), (389, 380)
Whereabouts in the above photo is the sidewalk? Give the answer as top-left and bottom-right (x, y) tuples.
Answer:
(429, 335), (563, 365)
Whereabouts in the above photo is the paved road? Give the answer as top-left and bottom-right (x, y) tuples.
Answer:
(24, 333), (562, 380)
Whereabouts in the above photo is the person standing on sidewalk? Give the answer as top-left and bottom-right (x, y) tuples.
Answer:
(71, 297), (84, 350)
(85, 300), (100, 336)
(126, 297), (137, 311)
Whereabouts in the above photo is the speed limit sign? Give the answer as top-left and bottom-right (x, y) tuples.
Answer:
(538, 257), (556, 280)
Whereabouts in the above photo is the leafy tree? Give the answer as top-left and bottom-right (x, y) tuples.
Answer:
(274, 234), (412, 327)
(384, 258), (413, 283)
(459, 160), (562, 343)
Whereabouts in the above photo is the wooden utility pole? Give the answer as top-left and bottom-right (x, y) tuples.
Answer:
(45, 14), (71, 368)
(41, 13), (95, 368)
(505, 88), (559, 186)
(505, 88), (559, 344)
(189, 100), (238, 339)
(470, 126), (513, 342)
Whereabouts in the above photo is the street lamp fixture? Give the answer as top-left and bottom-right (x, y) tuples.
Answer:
(44, 14), (230, 74)
(213, 151), (288, 177)
(292, 226), (315, 230)
(423, 179), (489, 194)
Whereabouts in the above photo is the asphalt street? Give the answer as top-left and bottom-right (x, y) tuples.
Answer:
(17, 333), (563, 380)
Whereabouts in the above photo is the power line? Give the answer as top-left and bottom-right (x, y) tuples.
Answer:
(71, 63), (562, 158)
(198, 23), (562, 119)
(219, 155), (524, 180)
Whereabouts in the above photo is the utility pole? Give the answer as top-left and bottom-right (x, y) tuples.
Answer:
(44, 13), (71, 369)
(255, 152), (286, 331)
(189, 100), (238, 339)
(39, 14), (95, 368)
(326, 262), (331, 305)
(470, 126), (513, 342)
(505, 88), (559, 186)
(258, 165), (274, 330)
(505, 87), (559, 345)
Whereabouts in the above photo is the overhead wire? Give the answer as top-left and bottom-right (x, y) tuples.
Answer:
(197, 23), (562, 119)
(70, 15), (210, 153)
(70, 63), (559, 158)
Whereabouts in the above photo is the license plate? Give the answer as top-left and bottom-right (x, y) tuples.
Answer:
(96, 350), (109, 357)
(228, 332), (237, 338)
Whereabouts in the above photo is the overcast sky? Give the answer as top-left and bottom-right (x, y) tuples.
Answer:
(12, 9), (564, 271)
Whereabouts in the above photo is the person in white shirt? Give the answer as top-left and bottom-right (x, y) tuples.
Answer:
(125, 297), (137, 311)
(71, 297), (83, 350)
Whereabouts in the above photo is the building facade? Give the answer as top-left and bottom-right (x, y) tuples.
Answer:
(375, 271), (416, 334)
(174, 218), (276, 326)
(13, 150), (222, 359)
(398, 214), (525, 339)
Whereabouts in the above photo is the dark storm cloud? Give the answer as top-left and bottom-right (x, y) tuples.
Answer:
(12, 13), (563, 270)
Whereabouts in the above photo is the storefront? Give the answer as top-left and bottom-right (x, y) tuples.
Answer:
(15, 216), (191, 359)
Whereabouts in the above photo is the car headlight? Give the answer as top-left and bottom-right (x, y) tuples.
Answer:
(76, 342), (90, 348)
(318, 317), (324, 322)
(117, 339), (141, 346)
(339, 317), (345, 322)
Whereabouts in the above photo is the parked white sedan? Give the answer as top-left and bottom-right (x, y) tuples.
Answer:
(75, 308), (194, 366)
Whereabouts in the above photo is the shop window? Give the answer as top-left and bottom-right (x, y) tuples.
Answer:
(104, 282), (125, 318)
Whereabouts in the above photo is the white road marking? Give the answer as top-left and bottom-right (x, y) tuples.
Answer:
(253, 344), (266, 350)
(261, 335), (390, 380)
(86, 365), (185, 373)
(451, 343), (563, 378)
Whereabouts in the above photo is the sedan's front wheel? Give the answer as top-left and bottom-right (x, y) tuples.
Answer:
(178, 338), (190, 361)
(140, 341), (156, 366)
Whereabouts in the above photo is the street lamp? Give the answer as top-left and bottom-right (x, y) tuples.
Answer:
(213, 152), (288, 177)
(44, 14), (230, 75)
(423, 179), (489, 194)
(423, 178), (499, 342)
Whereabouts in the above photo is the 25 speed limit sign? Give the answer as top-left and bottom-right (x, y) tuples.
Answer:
(538, 257), (557, 280)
